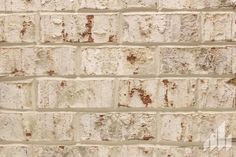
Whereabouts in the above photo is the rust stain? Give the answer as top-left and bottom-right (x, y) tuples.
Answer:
(59, 146), (64, 149)
(25, 132), (31, 137)
(20, 21), (32, 36)
(82, 15), (94, 42)
(127, 54), (137, 65)
(143, 135), (154, 140)
(60, 81), (66, 87)
(129, 87), (152, 107)
(108, 35), (115, 42)
(47, 70), (55, 76)
(162, 79), (170, 106)
(162, 79), (169, 86)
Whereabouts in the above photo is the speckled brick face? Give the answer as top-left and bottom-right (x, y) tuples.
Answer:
(1, 0), (236, 156)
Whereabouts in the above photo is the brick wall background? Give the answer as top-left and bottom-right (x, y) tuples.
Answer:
(0, 0), (236, 156)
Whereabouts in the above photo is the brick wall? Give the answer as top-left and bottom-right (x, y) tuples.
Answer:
(0, 0), (236, 156)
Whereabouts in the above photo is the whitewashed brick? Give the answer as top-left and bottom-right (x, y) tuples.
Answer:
(75, 113), (156, 141)
(159, 46), (234, 75)
(0, 14), (37, 43)
(156, 146), (198, 157)
(0, 80), (33, 109)
(202, 13), (233, 42)
(122, 13), (200, 43)
(159, 0), (235, 10)
(197, 79), (236, 109)
(81, 46), (155, 75)
(0, 145), (33, 157)
(117, 79), (157, 108)
(199, 147), (234, 157)
(157, 79), (197, 109)
(200, 113), (236, 143)
(40, 13), (118, 43)
(40, 0), (78, 11)
(5, 0), (40, 11)
(121, 0), (158, 9)
(0, 113), (74, 141)
(158, 113), (200, 142)
(78, 0), (121, 10)
(37, 79), (114, 108)
(0, 46), (76, 76)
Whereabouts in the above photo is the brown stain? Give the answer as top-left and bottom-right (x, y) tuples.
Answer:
(118, 103), (130, 108)
(25, 132), (31, 137)
(47, 70), (55, 76)
(82, 15), (94, 42)
(129, 87), (152, 107)
(226, 77), (236, 86)
(20, 21), (32, 36)
(127, 54), (137, 65)
(143, 135), (154, 140)
(11, 68), (24, 75)
(162, 79), (169, 106)
(108, 35), (115, 42)
(60, 81), (66, 87)
(59, 146), (64, 149)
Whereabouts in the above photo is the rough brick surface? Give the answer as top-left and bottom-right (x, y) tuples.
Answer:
(1, 0), (236, 156)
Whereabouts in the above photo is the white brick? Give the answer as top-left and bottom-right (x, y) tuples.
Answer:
(118, 79), (157, 108)
(40, 13), (119, 43)
(121, 0), (158, 9)
(0, 113), (74, 141)
(81, 46), (155, 75)
(0, 46), (76, 76)
(75, 112), (156, 141)
(202, 13), (233, 42)
(159, 46), (234, 75)
(158, 113), (200, 142)
(37, 79), (114, 108)
(122, 13), (200, 43)
(0, 14), (37, 43)
(197, 79), (236, 109)
(157, 79), (197, 109)
(0, 146), (33, 157)
(78, 0), (121, 10)
(5, 0), (40, 11)
(0, 80), (33, 109)
(40, 0), (78, 11)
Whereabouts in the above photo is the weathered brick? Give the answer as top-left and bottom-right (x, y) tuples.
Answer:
(200, 113), (236, 142)
(0, 14), (37, 43)
(78, 0), (121, 10)
(0, 0), (5, 11)
(199, 147), (234, 157)
(0, 46), (76, 76)
(40, 13), (118, 43)
(122, 13), (200, 43)
(0, 113), (74, 141)
(5, 0), (40, 11)
(156, 146), (198, 157)
(75, 112), (156, 141)
(40, 0), (78, 11)
(80, 46), (155, 76)
(118, 79), (157, 108)
(0, 80), (33, 109)
(202, 13), (233, 42)
(0, 145), (33, 157)
(37, 79), (114, 108)
(159, 0), (235, 10)
(121, 0), (158, 9)
(157, 79), (197, 109)
(159, 46), (234, 75)
(197, 79), (236, 109)
(158, 113), (200, 142)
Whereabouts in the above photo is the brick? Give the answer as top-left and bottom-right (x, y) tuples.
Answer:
(40, 0), (78, 11)
(78, 0), (121, 10)
(157, 79), (197, 109)
(37, 79), (114, 108)
(122, 13), (200, 43)
(159, 46), (234, 75)
(5, 0), (40, 11)
(121, 0), (158, 9)
(199, 113), (236, 143)
(156, 146), (198, 157)
(0, 14), (37, 43)
(0, 46), (76, 76)
(117, 79), (157, 108)
(197, 79), (236, 109)
(80, 46), (155, 76)
(202, 13), (233, 42)
(159, 0), (235, 10)
(40, 13), (118, 43)
(158, 113), (200, 142)
(199, 147), (234, 157)
(0, 145), (33, 157)
(0, 0), (5, 11)
(0, 80), (33, 109)
(75, 112), (156, 141)
(0, 113), (74, 141)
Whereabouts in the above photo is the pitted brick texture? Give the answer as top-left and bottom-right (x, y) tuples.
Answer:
(1, 0), (236, 156)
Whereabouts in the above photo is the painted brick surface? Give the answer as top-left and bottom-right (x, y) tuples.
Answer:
(1, 0), (236, 156)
